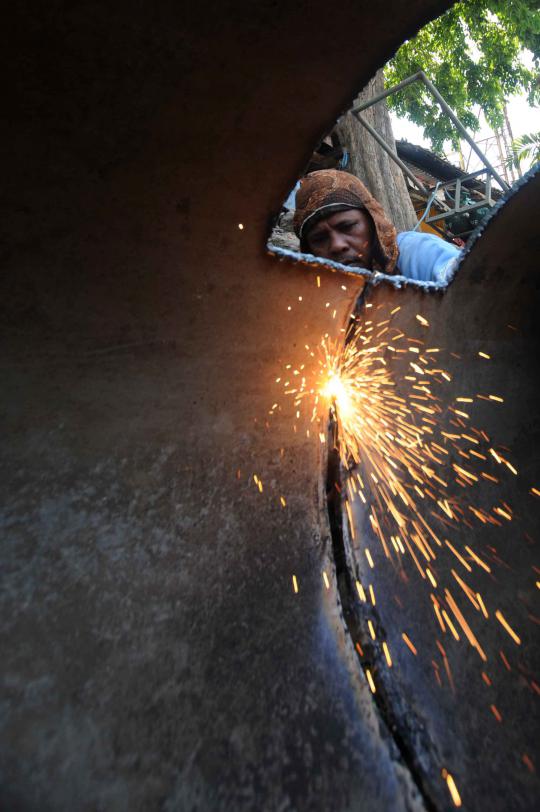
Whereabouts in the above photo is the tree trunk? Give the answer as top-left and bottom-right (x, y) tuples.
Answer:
(334, 69), (418, 233)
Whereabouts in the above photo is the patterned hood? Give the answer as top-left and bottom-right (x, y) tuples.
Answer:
(292, 169), (399, 273)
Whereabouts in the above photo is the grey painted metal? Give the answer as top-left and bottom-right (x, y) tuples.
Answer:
(352, 69), (510, 204)
(419, 71), (510, 192)
(425, 168), (495, 224)
(351, 70), (425, 114)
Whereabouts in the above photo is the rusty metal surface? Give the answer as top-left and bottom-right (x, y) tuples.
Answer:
(343, 169), (540, 811)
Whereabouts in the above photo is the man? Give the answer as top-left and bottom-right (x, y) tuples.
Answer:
(292, 169), (461, 285)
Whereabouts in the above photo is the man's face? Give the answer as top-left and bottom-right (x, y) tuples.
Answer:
(305, 209), (374, 268)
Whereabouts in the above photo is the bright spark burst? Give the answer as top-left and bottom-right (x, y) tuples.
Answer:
(273, 306), (527, 674)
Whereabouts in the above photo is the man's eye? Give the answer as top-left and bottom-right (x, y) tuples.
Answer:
(339, 222), (354, 231)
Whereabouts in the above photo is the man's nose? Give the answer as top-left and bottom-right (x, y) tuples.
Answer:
(328, 231), (349, 255)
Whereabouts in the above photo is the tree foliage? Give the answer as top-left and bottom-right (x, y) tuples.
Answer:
(506, 130), (540, 167)
(385, 0), (540, 151)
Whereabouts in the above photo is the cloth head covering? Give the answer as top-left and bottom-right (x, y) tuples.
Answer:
(292, 169), (398, 273)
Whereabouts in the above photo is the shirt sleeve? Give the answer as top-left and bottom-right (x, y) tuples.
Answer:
(396, 231), (462, 285)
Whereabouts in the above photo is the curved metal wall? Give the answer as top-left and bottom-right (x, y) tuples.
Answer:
(2, 2), (537, 810)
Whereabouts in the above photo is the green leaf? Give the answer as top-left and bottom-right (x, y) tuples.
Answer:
(384, 0), (540, 149)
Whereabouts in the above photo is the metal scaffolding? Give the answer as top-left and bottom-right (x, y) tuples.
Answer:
(350, 70), (511, 229)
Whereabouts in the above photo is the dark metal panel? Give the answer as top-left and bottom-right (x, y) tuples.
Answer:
(1, 1), (454, 810)
(344, 170), (540, 811)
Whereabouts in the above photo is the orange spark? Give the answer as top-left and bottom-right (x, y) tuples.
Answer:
(495, 610), (521, 644)
(383, 641), (392, 667)
(442, 770), (462, 807)
(356, 580), (366, 602)
(402, 633), (417, 655)
(490, 704), (502, 722)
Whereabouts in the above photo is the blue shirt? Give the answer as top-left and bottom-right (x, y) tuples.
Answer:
(396, 231), (461, 285)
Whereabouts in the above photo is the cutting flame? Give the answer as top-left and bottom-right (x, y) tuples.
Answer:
(321, 372), (353, 419)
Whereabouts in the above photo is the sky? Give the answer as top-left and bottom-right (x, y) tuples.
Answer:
(389, 48), (539, 179)
(391, 93), (539, 174)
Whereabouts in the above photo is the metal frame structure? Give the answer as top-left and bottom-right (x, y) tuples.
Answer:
(350, 70), (510, 228)
(424, 168), (495, 226)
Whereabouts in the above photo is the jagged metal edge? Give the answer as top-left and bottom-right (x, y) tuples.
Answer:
(266, 243), (448, 291)
(267, 162), (539, 294)
(460, 160), (540, 259)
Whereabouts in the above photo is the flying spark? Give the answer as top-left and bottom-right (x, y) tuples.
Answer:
(267, 297), (531, 764)
(443, 770), (462, 807)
